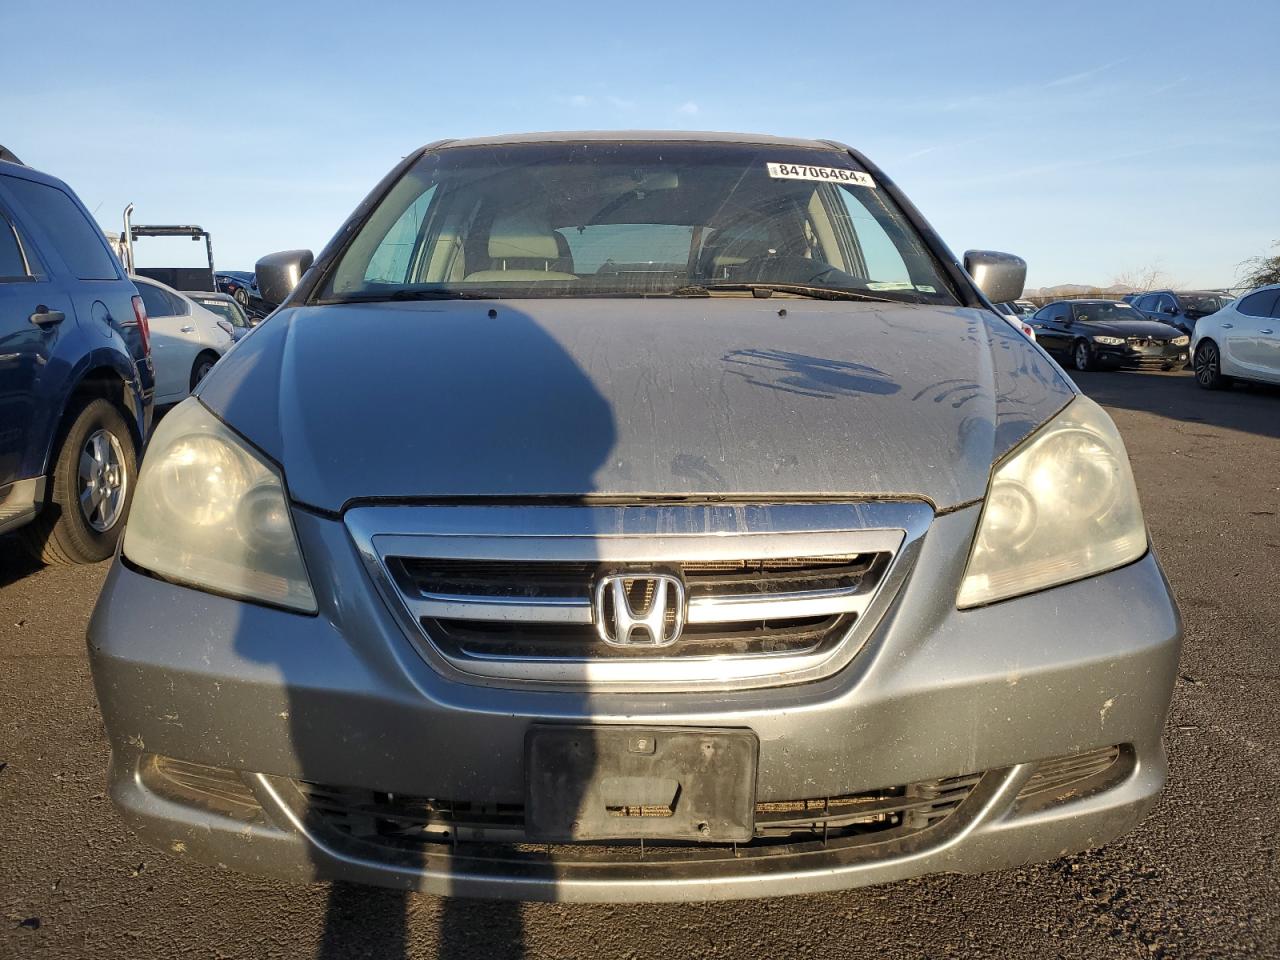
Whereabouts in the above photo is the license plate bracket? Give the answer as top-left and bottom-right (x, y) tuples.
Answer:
(525, 726), (758, 842)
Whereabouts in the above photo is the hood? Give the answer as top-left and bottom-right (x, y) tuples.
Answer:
(197, 299), (1073, 513)
(1082, 318), (1184, 338)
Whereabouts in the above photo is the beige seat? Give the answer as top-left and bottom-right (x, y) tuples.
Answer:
(463, 211), (578, 282)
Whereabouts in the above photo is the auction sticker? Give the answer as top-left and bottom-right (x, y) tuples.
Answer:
(766, 162), (876, 187)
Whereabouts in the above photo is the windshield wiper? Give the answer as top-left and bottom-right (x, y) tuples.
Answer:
(668, 283), (907, 304)
(322, 289), (491, 304)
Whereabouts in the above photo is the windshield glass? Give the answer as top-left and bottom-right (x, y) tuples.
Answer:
(1072, 302), (1141, 323)
(194, 298), (246, 326)
(1180, 294), (1231, 314)
(316, 141), (958, 305)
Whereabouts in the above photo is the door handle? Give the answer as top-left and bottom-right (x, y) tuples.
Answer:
(29, 306), (65, 327)
(1221, 322), (1233, 329)
(1261, 328), (1275, 335)
(180, 325), (195, 333)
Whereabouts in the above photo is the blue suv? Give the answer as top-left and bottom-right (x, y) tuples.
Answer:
(0, 146), (153, 562)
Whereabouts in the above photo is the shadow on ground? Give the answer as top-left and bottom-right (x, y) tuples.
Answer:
(1069, 369), (1280, 440)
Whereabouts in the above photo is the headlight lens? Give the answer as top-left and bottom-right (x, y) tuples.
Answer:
(1171, 335), (1189, 346)
(956, 395), (1146, 608)
(123, 399), (317, 613)
(1092, 335), (1125, 346)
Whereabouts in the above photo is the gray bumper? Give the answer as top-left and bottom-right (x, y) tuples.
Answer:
(87, 504), (1182, 901)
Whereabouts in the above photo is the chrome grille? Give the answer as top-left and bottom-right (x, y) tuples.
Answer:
(347, 502), (931, 691)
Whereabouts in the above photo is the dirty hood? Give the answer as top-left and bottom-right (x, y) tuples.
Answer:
(198, 299), (1074, 512)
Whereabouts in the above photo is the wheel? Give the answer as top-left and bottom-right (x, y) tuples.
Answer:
(232, 287), (249, 308)
(190, 351), (219, 390)
(1072, 339), (1094, 372)
(19, 399), (137, 564)
(1194, 340), (1231, 390)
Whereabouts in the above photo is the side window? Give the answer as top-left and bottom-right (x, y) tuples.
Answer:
(0, 216), (29, 280)
(164, 290), (189, 316)
(834, 188), (913, 287)
(1053, 304), (1070, 322)
(1237, 291), (1278, 318)
(136, 281), (173, 319)
(2, 176), (118, 280)
(364, 185), (437, 283)
(1156, 295), (1175, 314)
(1134, 295), (1152, 311)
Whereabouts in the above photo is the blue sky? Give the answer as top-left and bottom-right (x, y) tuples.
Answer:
(3, 0), (1277, 288)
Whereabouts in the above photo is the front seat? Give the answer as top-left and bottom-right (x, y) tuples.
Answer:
(463, 211), (578, 282)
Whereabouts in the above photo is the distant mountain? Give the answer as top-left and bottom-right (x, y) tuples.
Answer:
(1024, 282), (1137, 299)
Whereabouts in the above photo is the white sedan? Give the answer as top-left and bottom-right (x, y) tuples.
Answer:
(1191, 284), (1280, 389)
(994, 301), (1037, 341)
(131, 275), (233, 405)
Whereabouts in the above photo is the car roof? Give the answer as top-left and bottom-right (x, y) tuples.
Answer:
(1047, 299), (1132, 306)
(434, 130), (839, 151)
(185, 291), (236, 303)
(0, 152), (77, 192)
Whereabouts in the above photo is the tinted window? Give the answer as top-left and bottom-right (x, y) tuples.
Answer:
(3, 176), (117, 280)
(1237, 290), (1279, 318)
(0, 217), (27, 279)
(164, 289), (189, 315)
(136, 281), (174, 318)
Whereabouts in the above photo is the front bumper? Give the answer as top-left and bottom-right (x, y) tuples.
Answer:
(1093, 343), (1187, 369)
(87, 504), (1182, 902)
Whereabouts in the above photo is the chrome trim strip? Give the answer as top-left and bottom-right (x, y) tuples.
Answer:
(345, 501), (933, 693)
(686, 584), (874, 624)
(408, 593), (593, 624)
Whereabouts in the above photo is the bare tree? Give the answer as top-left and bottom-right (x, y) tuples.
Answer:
(1111, 263), (1178, 293)
(1238, 242), (1280, 289)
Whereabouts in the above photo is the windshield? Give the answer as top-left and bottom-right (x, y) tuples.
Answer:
(1072, 302), (1141, 323)
(1180, 294), (1231, 314)
(316, 141), (958, 305)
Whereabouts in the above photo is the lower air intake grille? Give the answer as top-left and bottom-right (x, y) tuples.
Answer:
(295, 771), (982, 863)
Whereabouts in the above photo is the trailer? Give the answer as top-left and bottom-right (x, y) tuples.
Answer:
(121, 203), (217, 292)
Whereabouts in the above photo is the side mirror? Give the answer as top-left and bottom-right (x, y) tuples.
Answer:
(256, 249), (314, 307)
(963, 250), (1026, 305)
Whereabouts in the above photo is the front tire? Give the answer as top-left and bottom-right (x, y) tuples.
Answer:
(1194, 340), (1231, 390)
(19, 399), (137, 564)
(233, 287), (249, 308)
(1072, 339), (1095, 372)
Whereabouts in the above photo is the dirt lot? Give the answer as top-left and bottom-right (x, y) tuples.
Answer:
(2, 369), (1278, 959)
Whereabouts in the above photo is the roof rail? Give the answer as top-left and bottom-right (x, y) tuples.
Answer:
(0, 144), (24, 165)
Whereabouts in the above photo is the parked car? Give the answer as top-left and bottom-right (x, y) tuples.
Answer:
(994, 301), (1037, 340)
(1031, 299), (1188, 371)
(0, 147), (152, 562)
(214, 270), (261, 311)
(89, 131), (1180, 903)
(1130, 290), (1235, 338)
(1190, 283), (1280, 389)
(186, 290), (255, 341)
(130, 275), (231, 404)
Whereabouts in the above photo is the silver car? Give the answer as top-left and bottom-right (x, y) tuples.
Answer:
(87, 132), (1180, 903)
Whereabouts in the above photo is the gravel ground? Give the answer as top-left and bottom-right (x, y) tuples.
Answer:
(1, 368), (1277, 960)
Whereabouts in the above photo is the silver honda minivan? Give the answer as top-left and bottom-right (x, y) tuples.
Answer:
(87, 131), (1181, 902)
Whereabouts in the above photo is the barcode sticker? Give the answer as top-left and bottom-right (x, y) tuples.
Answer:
(766, 162), (876, 187)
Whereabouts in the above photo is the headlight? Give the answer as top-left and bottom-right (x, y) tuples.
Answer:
(956, 395), (1146, 608)
(1171, 335), (1189, 346)
(1092, 335), (1125, 346)
(123, 399), (317, 613)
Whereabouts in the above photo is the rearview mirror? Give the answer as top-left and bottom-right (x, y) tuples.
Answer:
(963, 250), (1026, 305)
(256, 249), (314, 307)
